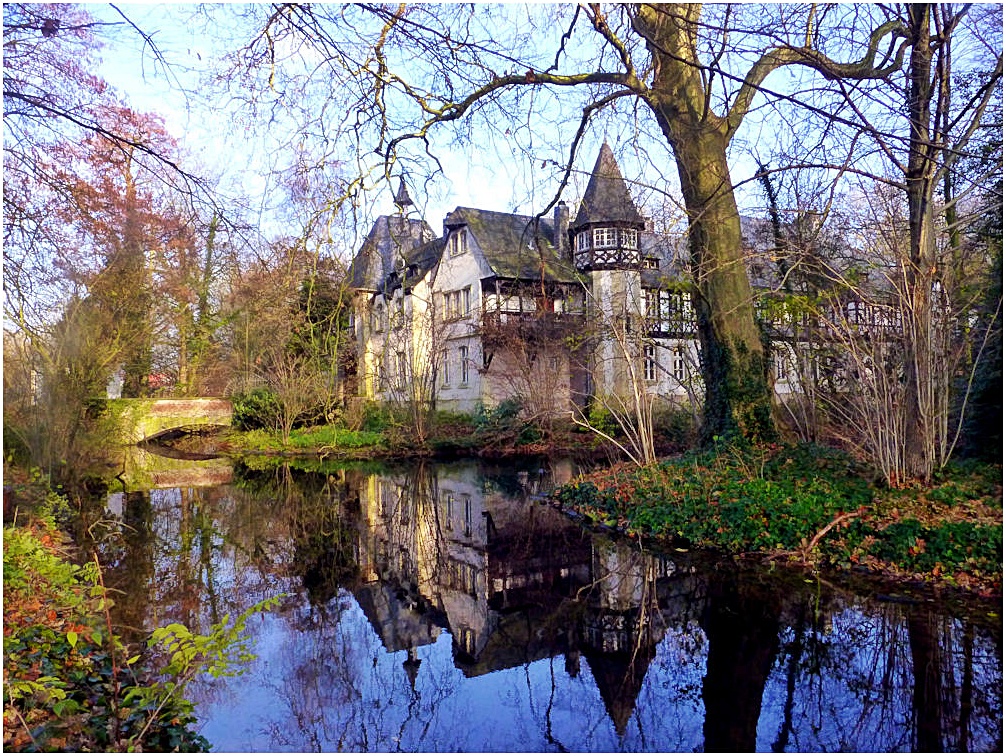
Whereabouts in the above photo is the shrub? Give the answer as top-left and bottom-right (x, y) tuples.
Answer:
(473, 397), (523, 432)
(3, 514), (278, 752)
(230, 388), (282, 431)
(360, 401), (395, 433)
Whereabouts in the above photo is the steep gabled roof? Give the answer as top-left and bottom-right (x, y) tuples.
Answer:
(446, 207), (579, 284)
(573, 142), (646, 230)
(383, 236), (446, 296)
(348, 215), (435, 291)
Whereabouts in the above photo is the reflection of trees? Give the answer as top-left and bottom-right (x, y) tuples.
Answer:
(753, 587), (1003, 752)
(79, 459), (1002, 752)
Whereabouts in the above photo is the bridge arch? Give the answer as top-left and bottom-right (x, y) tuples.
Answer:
(110, 398), (233, 444)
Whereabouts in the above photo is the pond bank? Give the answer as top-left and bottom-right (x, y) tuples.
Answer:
(150, 428), (1002, 599)
(549, 442), (1003, 600)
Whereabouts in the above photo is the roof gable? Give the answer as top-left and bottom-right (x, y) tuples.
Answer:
(348, 215), (434, 291)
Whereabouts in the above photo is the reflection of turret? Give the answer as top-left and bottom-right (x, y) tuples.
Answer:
(402, 646), (422, 692)
(579, 539), (670, 736)
(353, 580), (445, 658)
(583, 643), (656, 737)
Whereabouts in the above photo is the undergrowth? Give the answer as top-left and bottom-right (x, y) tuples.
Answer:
(553, 443), (1002, 590)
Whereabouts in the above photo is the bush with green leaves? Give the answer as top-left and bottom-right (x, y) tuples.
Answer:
(230, 388), (282, 431)
(3, 507), (279, 751)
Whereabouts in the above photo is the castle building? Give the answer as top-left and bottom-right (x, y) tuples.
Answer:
(348, 145), (801, 416)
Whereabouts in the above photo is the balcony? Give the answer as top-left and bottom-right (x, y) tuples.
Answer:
(481, 310), (584, 346)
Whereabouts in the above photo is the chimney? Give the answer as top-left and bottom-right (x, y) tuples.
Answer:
(555, 201), (570, 260)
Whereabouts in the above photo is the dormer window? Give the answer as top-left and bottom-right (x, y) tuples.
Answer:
(643, 256), (659, 270)
(449, 230), (468, 256)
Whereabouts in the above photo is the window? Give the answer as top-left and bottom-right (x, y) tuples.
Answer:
(644, 344), (657, 381)
(775, 351), (787, 382)
(643, 256), (659, 269)
(643, 289), (659, 319)
(445, 493), (454, 528)
(393, 297), (405, 329)
(460, 345), (470, 384)
(450, 230), (468, 256)
(371, 357), (381, 395)
(593, 227), (618, 249)
(396, 351), (407, 386)
(460, 626), (476, 652)
(621, 228), (639, 249)
(672, 346), (686, 382)
(442, 288), (471, 320)
(373, 303), (384, 333)
(575, 230), (591, 251)
(441, 348), (450, 385)
(464, 497), (473, 537)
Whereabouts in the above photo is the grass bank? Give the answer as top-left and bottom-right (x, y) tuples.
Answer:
(551, 442), (1002, 597)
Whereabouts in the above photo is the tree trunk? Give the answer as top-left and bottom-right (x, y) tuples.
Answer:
(675, 132), (774, 443)
(635, 4), (775, 444)
(902, 3), (938, 482)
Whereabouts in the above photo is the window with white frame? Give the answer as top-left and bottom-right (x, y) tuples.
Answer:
(775, 350), (787, 382)
(450, 230), (467, 256)
(643, 289), (659, 319)
(445, 492), (454, 528)
(575, 230), (591, 251)
(373, 356), (383, 394)
(464, 496), (473, 537)
(459, 345), (470, 384)
(442, 287), (471, 320)
(672, 346), (686, 382)
(621, 228), (639, 249)
(441, 348), (450, 385)
(644, 344), (657, 381)
(393, 297), (405, 328)
(593, 227), (618, 248)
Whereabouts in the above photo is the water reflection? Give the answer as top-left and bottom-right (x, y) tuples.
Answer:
(89, 457), (1003, 752)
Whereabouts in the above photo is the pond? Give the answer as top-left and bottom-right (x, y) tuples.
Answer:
(85, 450), (1003, 752)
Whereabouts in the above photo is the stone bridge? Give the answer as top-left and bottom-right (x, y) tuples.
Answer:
(109, 398), (233, 444)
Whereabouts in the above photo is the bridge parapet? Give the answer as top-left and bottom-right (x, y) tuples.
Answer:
(109, 398), (233, 444)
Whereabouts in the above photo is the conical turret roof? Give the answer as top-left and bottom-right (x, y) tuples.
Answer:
(394, 176), (414, 210)
(573, 142), (645, 229)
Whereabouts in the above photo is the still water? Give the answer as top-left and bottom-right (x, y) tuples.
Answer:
(88, 451), (1002, 752)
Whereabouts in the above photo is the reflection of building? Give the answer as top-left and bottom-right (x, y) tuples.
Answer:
(345, 460), (710, 733)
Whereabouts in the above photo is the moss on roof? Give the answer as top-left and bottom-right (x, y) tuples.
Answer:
(348, 215), (434, 290)
(448, 207), (579, 283)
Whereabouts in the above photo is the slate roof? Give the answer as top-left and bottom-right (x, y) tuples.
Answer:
(572, 142), (646, 230)
(446, 207), (580, 284)
(383, 236), (446, 296)
(640, 231), (689, 287)
(348, 215), (434, 291)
